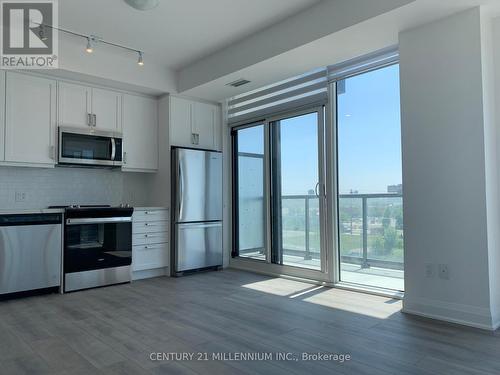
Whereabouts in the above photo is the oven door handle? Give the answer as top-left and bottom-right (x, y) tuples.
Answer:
(66, 217), (132, 225)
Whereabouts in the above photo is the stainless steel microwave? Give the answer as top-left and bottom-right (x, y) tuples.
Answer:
(58, 127), (123, 167)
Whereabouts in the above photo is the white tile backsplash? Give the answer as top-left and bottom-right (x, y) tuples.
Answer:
(0, 166), (155, 209)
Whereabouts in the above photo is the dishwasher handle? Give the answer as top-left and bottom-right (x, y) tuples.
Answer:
(0, 213), (62, 226)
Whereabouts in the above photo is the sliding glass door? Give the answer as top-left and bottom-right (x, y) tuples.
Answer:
(231, 51), (403, 291)
(335, 64), (404, 291)
(232, 108), (326, 272)
(270, 110), (325, 270)
(232, 124), (267, 261)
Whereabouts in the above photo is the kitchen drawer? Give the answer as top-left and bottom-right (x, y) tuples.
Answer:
(133, 209), (168, 223)
(132, 243), (168, 272)
(133, 220), (168, 234)
(133, 231), (168, 246)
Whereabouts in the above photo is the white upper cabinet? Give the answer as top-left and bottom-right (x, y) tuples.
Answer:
(192, 101), (216, 150)
(4, 72), (56, 166)
(58, 82), (121, 131)
(169, 96), (193, 148)
(91, 88), (122, 132)
(58, 81), (91, 128)
(0, 74), (157, 169)
(0, 71), (5, 162)
(122, 94), (158, 172)
(169, 95), (222, 151)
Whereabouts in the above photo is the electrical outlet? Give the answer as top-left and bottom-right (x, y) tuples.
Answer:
(438, 264), (449, 280)
(15, 191), (27, 202)
(425, 263), (434, 278)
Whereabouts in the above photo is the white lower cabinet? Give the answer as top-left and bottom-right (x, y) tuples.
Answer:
(132, 208), (169, 279)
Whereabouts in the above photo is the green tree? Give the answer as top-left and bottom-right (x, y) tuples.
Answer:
(384, 227), (397, 254)
(373, 237), (384, 254)
(382, 207), (392, 229)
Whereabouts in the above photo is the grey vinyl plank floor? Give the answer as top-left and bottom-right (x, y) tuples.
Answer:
(0, 269), (499, 375)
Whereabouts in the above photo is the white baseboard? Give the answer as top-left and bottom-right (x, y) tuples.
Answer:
(403, 297), (497, 330)
(132, 267), (168, 281)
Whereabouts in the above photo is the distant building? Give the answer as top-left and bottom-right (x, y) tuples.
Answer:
(387, 184), (403, 194)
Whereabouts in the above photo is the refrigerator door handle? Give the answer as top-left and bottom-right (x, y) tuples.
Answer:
(178, 163), (184, 220)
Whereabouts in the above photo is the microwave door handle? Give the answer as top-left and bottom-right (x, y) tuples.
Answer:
(111, 138), (116, 161)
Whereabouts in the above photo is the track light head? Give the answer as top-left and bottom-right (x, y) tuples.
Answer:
(85, 37), (93, 53)
(137, 51), (144, 66)
(38, 25), (48, 41)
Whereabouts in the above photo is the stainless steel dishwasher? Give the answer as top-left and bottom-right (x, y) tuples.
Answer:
(0, 213), (62, 297)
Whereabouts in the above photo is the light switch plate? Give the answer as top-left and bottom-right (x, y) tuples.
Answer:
(438, 264), (449, 280)
(425, 263), (434, 278)
(15, 191), (26, 202)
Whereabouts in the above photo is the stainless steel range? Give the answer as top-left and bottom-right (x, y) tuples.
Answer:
(50, 205), (133, 292)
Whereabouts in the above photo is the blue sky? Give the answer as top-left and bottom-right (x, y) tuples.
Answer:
(237, 64), (402, 195)
(337, 64), (402, 194)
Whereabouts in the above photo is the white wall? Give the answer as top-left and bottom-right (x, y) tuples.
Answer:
(0, 167), (154, 209)
(150, 96), (171, 209)
(400, 7), (498, 329)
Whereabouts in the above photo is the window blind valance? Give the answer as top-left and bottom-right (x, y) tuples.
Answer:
(226, 46), (399, 126)
(328, 46), (399, 82)
(227, 68), (328, 125)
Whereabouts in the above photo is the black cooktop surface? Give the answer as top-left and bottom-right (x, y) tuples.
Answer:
(48, 205), (111, 209)
(48, 205), (133, 218)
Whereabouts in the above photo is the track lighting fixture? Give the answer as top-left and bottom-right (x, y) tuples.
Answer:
(33, 22), (144, 67)
(85, 37), (93, 53)
(38, 25), (48, 41)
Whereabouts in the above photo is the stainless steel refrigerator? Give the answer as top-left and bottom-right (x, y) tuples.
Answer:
(171, 147), (223, 276)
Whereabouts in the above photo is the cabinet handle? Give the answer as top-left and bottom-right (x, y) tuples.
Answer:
(87, 113), (92, 127)
(123, 151), (127, 164)
(93, 114), (97, 127)
(191, 133), (199, 145)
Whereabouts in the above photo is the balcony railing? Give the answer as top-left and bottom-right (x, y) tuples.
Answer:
(280, 192), (403, 270)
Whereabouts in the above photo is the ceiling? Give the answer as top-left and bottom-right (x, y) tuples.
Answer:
(177, 0), (500, 100)
(59, 0), (322, 70)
